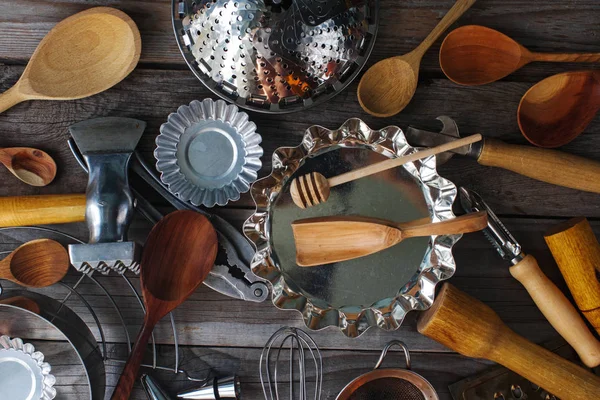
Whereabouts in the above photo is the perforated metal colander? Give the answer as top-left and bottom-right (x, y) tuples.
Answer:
(337, 341), (439, 400)
(172, 0), (379, 113)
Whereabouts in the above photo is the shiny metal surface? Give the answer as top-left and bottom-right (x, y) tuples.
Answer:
(259, 327), (322, 400)
(68, 117), (145, 274)
(459, 187), (524, 265)
(141, 374), (173, 400)
(244, 118), (461, 337)
(405, 116), (484, 165)
(0, 290), (106, 400)
(172, 0), (379, 113)
(155, 99), (263, 207)
(0, 336), (55, 400)
(177, 376), (241, 399)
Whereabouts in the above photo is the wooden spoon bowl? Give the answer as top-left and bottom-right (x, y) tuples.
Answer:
(0, 239), (69, 288)
(0, 7), (141, 113)
(111, 210), (218, 400)
(0, 147), (57, 186)
(518, 71), (600, 148)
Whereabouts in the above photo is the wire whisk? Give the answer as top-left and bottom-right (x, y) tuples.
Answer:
(260, 327), (323, 400)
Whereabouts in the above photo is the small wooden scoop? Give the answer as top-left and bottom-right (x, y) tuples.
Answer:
(111, 210), (218, 400)
(293, 211), (488, 266)
(0, 239), (69, 287)
(290, 133), (482, 209)
(518, 71), (600, 148)
(0, 147), (57, 186)
(0, 7), (140, 113)
(440, 25), (600, 86)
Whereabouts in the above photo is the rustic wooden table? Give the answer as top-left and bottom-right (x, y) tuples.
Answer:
(1, 0), (600, 399)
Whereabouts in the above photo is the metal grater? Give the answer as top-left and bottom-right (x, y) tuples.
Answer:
(172, 0), (379, 113)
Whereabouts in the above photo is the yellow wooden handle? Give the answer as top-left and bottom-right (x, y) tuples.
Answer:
(509, 254), (600, 368)
(0, 194), (86, 227)
(477, 139), (600, 194)
(0, 85), (26, 114)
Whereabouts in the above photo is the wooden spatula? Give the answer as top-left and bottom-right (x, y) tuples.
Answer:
(292, 211), (487, 266)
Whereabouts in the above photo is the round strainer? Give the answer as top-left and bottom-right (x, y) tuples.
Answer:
(172, 0), (379, 113)
(337, 341), (439, 400)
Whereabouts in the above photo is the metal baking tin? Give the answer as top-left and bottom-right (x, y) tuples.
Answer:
(155, 98), (263, 207)
(0, 289), (105, 399)
(0, 335), (56, 400)
(172, 0), (379, 114)
(243, 118), (461, 337)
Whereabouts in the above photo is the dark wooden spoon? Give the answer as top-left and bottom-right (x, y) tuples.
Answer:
(0, 239), (69, 287)
(518, 71), (600, 148)
(440, 25), (600, 86)
(111, 210), (218, 400)
(0, 147), (57, 186)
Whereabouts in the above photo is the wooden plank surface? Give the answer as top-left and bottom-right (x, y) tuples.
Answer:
(1, 0), (600, 399)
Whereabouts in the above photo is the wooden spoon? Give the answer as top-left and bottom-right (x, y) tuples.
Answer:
(357, 0), (477, 117)
(0, 7), (141, 113)
(0, 147), (57, 186)
(111, 210), (218, 400)
(292, 211), (487, 267)
(518, 71), (600, 148)
(0, 239), (69, 287)
(440, 25), (600, 86)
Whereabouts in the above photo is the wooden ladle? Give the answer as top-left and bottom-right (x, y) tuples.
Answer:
(292, 211), (488, 266)
(0, 7), (141, 113)
(0, 147), (57, 186)
(111, 210), (218, 400)
(518, 71), (600, 148)
(0, 239), (69, 287)
(440, 25), (600, 86)
(357, 0), (477, 117)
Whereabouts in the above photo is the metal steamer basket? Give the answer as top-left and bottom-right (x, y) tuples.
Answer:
(172, 0), (379, 113)
(244, 118), (461, 337)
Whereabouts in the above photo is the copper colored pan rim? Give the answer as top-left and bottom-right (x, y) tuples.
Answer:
(336, 368), (439, 400)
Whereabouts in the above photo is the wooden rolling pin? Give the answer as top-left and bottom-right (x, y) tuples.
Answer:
(418, 283), (600, 400)
(0, 194), (86, 227)
(545, 217), (600, 335)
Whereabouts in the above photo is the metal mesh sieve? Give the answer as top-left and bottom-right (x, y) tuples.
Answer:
(347, 377), (426, 400)
(173, 0), (379, 113)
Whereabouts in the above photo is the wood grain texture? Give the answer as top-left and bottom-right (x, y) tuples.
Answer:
(292, 212), (487, 266)
(0, 7), (141, 113)
(357, 0), (478, 117)
(518, 70), (600, 148)
(545, 217), (600, 336)
(509, 254), (600, 368)
(112, 210), (218, 400)
(0, 147), (56, 186)
(440, 25), (600, 86)
(418, 283), (600, 400)
(0, 194), (86, 227)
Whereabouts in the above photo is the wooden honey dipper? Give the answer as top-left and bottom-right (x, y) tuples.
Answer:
(290, 134), (482, 209)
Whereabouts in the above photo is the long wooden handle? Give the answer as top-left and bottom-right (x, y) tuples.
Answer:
(0, 85), (26, 114)
(329, 134), (482, 187)
(0, 194), (86, 227)
(509, 254), (600, 368)
(111, 320), (155, 400)
(477, 139), (600, 194)
(418, 283), (600, 400)
(532, 52), (600, 63)
(400, 211), (487, 238)
(545, 217), (600, 335)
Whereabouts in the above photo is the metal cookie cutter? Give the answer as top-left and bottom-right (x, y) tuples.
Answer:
(68, 140), (269, 302)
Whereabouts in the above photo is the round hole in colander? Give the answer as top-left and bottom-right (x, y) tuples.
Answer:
(172, 0), (379, 113)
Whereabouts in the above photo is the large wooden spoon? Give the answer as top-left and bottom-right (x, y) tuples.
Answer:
(0, 147), (57, 186)
(357, 0), (477, 117)
(518, 71), (600, 148)
(111, 210), (218, 400)
(292, 211), (487, 266)
(440, 25), (600, 86)
(0, 239), (69, 287)
(0, 7), (140, 113)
